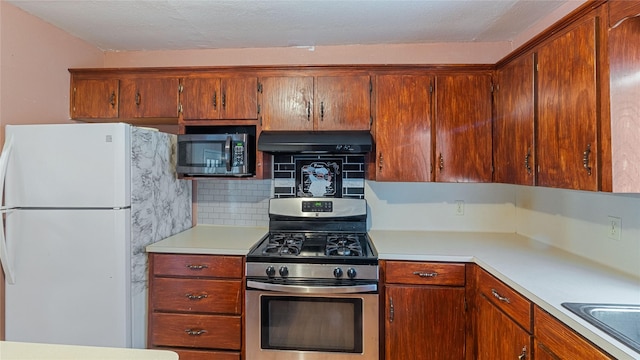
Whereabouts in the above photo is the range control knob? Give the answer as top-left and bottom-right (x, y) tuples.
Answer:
(333, 267), (344, 278)
(347, 268), (357, 279)
(265, 266), (276, 278)
(279, 266), (289, 278)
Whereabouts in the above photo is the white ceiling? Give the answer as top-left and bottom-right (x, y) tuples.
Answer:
(7, 0), (572, 52)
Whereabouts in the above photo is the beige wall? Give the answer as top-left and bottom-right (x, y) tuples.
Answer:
(0, 1), (104, 340)
(0, 2), (104, 137)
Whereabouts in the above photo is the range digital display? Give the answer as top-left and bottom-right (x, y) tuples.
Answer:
(302, 201), (333, 212)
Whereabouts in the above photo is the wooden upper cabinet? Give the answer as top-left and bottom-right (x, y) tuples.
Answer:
(181, 76), (258, 120)
(120, 77), (180, 119)
(259, 74), (371, 131)
(375, 74), (432, 181)
(494, 54), (535, 186)
(70, 78), (119, 119)
(536, 16), (599, 191)
(259, 76), (314, 130)
(608, 2), (640, 192)
(434, 73), (493, 182)
(315, 75), (371, 130)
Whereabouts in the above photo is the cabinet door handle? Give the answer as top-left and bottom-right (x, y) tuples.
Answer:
(378, 153), (384, 172)
(186, 264), (208, 270)
(135, 92), (141, 106)
(389, 296), (395, 323)
(109, 92), (116, 108)
(222, 92), (226, 109)
(213, 91), (217, 109)
(524, 148), (532, 175)
(184, 329), (207, 336)
(439, 153), (444, 170)
(491, 288), (511, 304)
(320, 102), (325, 121)
(518, 346), (527, 359)
(583, 143), (592, 175)
(185, 293), (208, 300)
(307, 101), (311, 121)
(413, 271), (438, 278)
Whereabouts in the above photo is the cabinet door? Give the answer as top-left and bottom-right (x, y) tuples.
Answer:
(71, 78), (119, 119)
(120, 77), (180, 119)
(315, 75), (371, 130)
(259, 76), (314, 130)
(476, 293), (532, 360)
(375, 75), (432, 181)
(494, 54), (535, 185)
(435, 74), (493, 182)
(609, 6), (640, 192)
(537, 17), (598, 190)
(181, 77), (221, 120)
(220, 76), (258, 119)
(385, 285), (465, 360)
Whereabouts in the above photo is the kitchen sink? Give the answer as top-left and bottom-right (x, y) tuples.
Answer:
(562, 302), (640, 354)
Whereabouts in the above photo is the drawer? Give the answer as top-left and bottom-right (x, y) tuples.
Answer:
(477, 269), (532, 332)
(152, 254), (243, 278)
(150, 313), (241, 350)
(534, 306), (613, 359)
(385, 261), (465, 286)
(151, 278), (242, 314)
(159, 348), (240, 360)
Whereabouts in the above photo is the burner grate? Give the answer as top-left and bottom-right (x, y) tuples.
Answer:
(262, 233), (304, 255)
(325, 233), (363, 257)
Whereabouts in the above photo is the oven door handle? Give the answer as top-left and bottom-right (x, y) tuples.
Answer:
(247, 280), (377, 294)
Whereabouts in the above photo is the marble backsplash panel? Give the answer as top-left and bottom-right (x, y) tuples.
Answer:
(130, 127), (192, 293)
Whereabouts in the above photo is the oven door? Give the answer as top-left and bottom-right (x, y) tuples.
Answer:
(246, 281), (379, 360)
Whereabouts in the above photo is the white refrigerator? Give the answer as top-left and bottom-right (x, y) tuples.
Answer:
(0, 123), (192, 348)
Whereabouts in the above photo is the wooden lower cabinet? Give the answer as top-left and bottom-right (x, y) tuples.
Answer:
(148, 253), (244, 359)
(476, 293), (531, 359)
(475, 267), (532, 360)
(534, 306), (614, 360)
(383, 261), (467, 360)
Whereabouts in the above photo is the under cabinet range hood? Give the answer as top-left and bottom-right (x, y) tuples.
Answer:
(257, 130), (373, 154)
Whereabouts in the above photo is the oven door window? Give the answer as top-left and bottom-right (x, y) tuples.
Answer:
(260, 296), (363, 353)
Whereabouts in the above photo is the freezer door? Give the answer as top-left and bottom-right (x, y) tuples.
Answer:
(4, 208), (132, 347)
(4, 123), (130, 208)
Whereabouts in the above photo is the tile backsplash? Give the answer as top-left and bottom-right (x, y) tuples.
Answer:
(272, 154), (366, 198)
(196, 179), (271, 226)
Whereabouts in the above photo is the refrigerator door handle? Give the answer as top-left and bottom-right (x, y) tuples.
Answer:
(0, 135), (16, 284)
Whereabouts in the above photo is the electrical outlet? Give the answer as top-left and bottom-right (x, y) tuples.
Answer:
(607, 216), (621, 241)
(455, 200), (465, 216)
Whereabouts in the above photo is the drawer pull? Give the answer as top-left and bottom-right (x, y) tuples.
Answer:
(185, 293), (208, 300)
(491, 288), (511, 304)
(186, 264), (208, 270)
(413, 271), (438, 278)
(184, 329), (207, 336)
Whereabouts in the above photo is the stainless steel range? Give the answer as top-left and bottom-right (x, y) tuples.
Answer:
(246, 197), (379, 360)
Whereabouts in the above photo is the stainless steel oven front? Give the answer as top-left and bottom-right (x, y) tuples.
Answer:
(246, 280), (379, 360)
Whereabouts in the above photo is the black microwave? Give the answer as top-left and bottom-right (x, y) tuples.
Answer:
(177, 133), (253, 176)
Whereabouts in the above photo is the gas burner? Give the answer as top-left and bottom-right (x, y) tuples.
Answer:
(263, 233), (304, 255)
(326, 233), (363, 257)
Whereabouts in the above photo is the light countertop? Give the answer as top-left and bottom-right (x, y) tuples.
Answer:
(146, 224), (267, 255)
(0, 341), (178, 360)
(147, 226), (640, 359)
